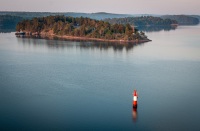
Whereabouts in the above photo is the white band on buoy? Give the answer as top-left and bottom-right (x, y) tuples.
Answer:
(133, 96), (137, 101)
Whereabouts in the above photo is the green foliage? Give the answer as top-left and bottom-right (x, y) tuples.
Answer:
(16, 15), (143, 40)
(125, 24), (133, 36)
(104, 16), (178, 26)
(0, 15), (23, 31)
(161, 15), (199, 25)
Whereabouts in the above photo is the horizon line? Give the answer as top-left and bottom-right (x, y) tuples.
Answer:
(0, 10), (199, 16)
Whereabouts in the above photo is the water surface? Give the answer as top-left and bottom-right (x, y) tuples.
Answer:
(0, 25), (200, 130)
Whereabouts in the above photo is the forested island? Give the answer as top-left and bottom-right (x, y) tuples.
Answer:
(104, 16), (178, 26)
(161, 15), (199, 25)
(16, 15), (151, 43)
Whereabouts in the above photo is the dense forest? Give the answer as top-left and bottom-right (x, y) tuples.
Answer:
(137, 25), (177, 32)
(104, 16), (178, 26)
(16, 15), (149, 41)
(0, 15), (23, 32)
(161, 15), (199, 25)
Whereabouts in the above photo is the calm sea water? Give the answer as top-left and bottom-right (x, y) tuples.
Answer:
(0, 25), (200, 130)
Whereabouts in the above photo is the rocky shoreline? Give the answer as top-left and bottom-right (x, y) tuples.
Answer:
(15, 31), (152, 43)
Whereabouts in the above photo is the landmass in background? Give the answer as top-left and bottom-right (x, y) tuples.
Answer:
(0, 12), (199, 33)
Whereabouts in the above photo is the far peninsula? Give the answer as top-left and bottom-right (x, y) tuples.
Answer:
(16, 15), (151, 43)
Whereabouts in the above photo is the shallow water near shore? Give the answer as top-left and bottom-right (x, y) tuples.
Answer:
(0, 25), (200, 130)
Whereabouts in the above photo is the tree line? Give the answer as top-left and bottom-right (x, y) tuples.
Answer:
(16, 15), (145, 40)
(161, 15), (199, 25)
(0, 15), (23, 30)
(104, 16), (178, 26)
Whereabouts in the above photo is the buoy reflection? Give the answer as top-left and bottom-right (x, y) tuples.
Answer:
(132, 107), (138, 122)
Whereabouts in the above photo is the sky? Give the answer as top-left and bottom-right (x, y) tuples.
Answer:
(0, 0), (200, 15)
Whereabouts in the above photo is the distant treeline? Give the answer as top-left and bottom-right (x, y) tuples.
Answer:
(1, 12), (200, 33)
(0, 11), (132, 20)
(190, 15), (200, 21)
(16, 15), (146, 40)
(137, 25), (177, 32)
(104, 16), (178, 26)
(161, 15), (199, 25)
(0, 15), (23, 32)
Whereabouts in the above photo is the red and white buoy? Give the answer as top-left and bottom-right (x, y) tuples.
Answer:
(133, 90), (138, 108)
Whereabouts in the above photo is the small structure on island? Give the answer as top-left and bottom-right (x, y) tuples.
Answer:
(15, 29), (25, 35)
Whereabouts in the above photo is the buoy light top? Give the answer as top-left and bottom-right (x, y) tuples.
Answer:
(133, 90), (138, 96)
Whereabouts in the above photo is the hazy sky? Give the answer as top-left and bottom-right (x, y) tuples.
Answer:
(0, 0), (200, 15)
